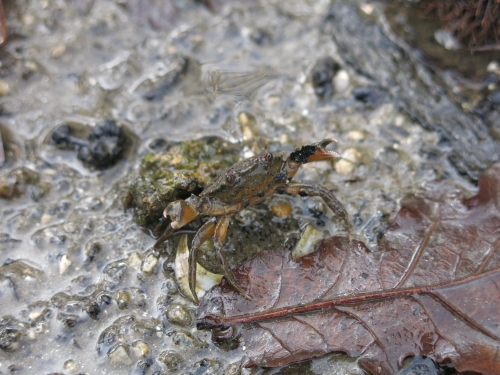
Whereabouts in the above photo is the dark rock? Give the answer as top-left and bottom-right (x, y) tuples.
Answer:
(77, 120), (126, 169)
(85, 301), (100, 320)
(353, 85), (388, 107)
(310, 57), (339, 99)
(52, 120), (127, 170)
(141, 56), (190, 101)
(51, 124), (87, 149)
(325, 3), (500, 182)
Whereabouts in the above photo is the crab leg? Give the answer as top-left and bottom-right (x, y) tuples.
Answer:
(153, 218), (175, 249)
(284, 181), (351, 240)
(189, 218), (217, 304)
(213, 215), (253, 301)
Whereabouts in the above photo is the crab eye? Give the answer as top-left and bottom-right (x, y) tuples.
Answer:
(226, 172), (238, 183)
(263, 152), (273, 163)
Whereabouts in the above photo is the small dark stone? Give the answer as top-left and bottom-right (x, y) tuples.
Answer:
(157, 350), (184, 372)
(142, 57), (189, 101)
(51, 124), (88, 149)
(51, 124), (71, 146)
(397, 356), (451, 375)
(0, 324), (22, 352)
(57, 312), (79, 328)
(85, 301), (100, 320)
(78, 120), (126, 169)
(84, 242), (102, 262)
(100, 294), (112, 305)
(250, 28), (272, 45)
(52, 120), (127, 170)
(311, 57), (339, 99)
(353, 85), (387, 107)
(488, 90), (500, 104)
(148, 138), (168, 151)
(191, 358), (223, 375)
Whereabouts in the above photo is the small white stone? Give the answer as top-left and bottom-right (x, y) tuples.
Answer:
(64, 359), (79, 373)
(40, 213), (53, 225)
(394, 115), (405, 127)
(333, 70), (350, 93)
(28, 328), (37, 340)
(242, 126), (253, 140)
(174, 234), (223, 302)
(292, 224), (324, 259)
(59, 254), (72, 275)
(347, 130), (365, 141)
(23, 13), (37, 25)
(24, 61), (39, 73)
(141, 254), (158, 275)
(487, 61), (499, 74)
(360, 3), (374, 15)
(128, 252), (142, 269)
(280, 134), (289, 145)
(434, 29), (460, 50)
(29, 310), (44, 321)
(335, 148), (361, 175)
(108, 344), (133, 365)
(50, 44), (67, 58)
(131, 340), (149, 357)
(344, 148), (361, 162)
(0, 80), (9, 96)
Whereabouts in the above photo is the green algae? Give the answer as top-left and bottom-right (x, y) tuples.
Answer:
(124, 138), (240, 228)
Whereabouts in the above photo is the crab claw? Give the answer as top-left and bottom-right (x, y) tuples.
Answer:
(164, 200), (198, 229)
(289, 138), (339, 164)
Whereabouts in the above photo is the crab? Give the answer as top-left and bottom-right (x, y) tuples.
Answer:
(155, 139), (350, 304)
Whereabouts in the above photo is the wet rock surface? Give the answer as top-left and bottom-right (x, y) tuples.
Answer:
(0, 0), (495, 374)
(325, 2), (500, 182)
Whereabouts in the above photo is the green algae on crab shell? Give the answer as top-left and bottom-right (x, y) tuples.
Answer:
(124, 138), (240, 229)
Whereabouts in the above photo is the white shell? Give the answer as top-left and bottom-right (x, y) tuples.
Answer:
(175, 234), (223, 302)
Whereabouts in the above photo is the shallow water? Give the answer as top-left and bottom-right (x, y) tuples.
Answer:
(0, 0), (497, 374)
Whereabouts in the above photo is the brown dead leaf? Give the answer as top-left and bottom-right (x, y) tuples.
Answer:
(197, 163), (500, 374)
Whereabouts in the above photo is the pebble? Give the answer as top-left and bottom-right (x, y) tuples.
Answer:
(128, 252), (142, 269)
(116, 291), (131, 310)
(50, 44), (67, 58)
(270, 200), (292, 218)
(63, 359), (78, 373)
(335, 148), (361, 175)
(292, 224), (324, 259)
(29, 310), (44, 321)
(333, 70), (350, 93)
(40, 213), (53, 225)
(359, 3), (374, 15)
(59, 254), (72, 275)
(347, 130), (365, 141)
(311, 57), (339, 99)
(158, 350), (184, 372)
(237, 112), (257, 140)
(225, 360), (243, 375)
(487, 61), (500, 75)
(141, 253), (158, 275)
(107, 343), (133, 365)
(131, 340), (149, 357)
(0, 80), (9, 96)
(28, 328), (37, 340)
(165, 303), (192, 327)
